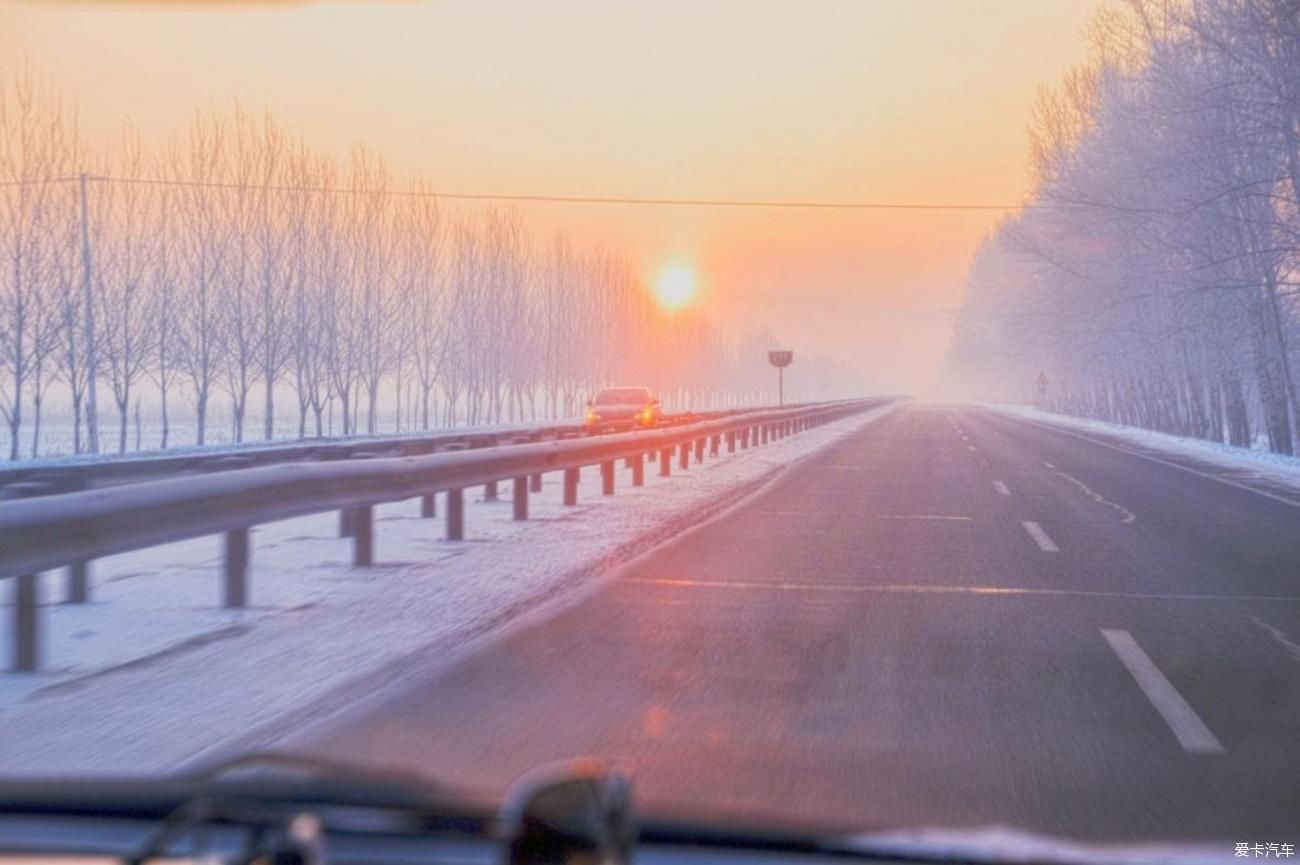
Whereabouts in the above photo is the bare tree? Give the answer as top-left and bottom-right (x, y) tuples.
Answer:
(172, 113), (232, 446)
(0, 68), (72, 459)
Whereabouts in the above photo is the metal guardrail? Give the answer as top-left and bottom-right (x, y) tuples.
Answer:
(0, 398), (887, 671)
(0, 406), (771, 498)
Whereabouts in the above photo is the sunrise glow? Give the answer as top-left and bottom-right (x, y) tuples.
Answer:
(653, 263), (698, 311)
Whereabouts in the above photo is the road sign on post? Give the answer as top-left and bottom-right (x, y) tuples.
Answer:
(768, 350), (794, 406)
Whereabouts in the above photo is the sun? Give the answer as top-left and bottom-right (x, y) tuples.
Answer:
(653, 263), (698, 311)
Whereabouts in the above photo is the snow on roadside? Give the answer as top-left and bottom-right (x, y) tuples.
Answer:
(989, 404), (1300, 496)
(0, 402), (899, 775)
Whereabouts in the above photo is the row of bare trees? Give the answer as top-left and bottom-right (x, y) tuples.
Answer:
(1, 69), (841, 460)
(949, 0), (1300, 453)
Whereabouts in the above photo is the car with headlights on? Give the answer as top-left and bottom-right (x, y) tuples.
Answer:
(584, 386), (662, 432)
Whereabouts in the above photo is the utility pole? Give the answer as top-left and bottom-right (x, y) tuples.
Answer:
(80, 172), (99, 454)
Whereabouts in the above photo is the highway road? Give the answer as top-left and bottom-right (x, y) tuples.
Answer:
(298, 404), (1300, 842)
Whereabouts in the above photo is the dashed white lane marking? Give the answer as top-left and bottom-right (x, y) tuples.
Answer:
(1022, 520), (1060, 552)
(1043, 461), (1055, 469)
(1053, 469), (1136, 524)
(1101, 629), (1224, 754)
(627, 578), (1300, 603)
(968, 445), (977, 451)
(1008, 416), (1300, 509)
(1247, 616), (1300, 663)
(993, 481), (1010, 495)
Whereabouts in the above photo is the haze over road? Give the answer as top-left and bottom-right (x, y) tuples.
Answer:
(299, 405), (1300, 841)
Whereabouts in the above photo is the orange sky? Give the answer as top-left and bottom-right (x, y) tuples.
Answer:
(1, 0), (1098, 393)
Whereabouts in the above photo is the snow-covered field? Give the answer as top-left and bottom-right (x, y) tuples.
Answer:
(1, 417), (579, 471)
(990, 404), (1300, 497)
(0, 402), (898, 775)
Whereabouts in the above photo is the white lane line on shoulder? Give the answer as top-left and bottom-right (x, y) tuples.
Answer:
(1007, 416), (1300, 509)
(994, 481), (1010, 495)
(1022, 520), (1060, 552)
(1101, 629), (1224, 754)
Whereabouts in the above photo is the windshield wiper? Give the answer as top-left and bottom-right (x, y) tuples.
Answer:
(118, 751), (483, 865)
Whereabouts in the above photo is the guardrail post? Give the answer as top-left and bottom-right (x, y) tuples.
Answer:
(601, 460), (615, 495)
(224, 528), (249, 609)
(631, 453), (645, 486)
(66, 561), (90, 604)
(447, 488), (465, 540)
(421, 493), (436, 518)
(530, 473), (543, 493)
(726, 431), (736, 453)
(660, 446), (672, 476)
(564, 468), (580, 505)
(694, 438), (705, 462)
(485, 480), (499, 502)
(710, 435), (720, 457)
(760, 425), (768, 444)
(740, 429), (749, 448)
(11, 573), (39, 672)
(339, 508), (355, 538)
(354, 505), (374, 566)
(513, 477), (529, 520)
(679, 441), (690, 470)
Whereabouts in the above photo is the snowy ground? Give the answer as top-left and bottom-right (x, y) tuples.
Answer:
(0, 401), (898, 776)
(989, 404), (1300, 497)
(1, 417), (577, 471)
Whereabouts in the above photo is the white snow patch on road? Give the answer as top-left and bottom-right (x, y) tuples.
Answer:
(1052, 469), (1136, 524)
(0, 402), (898, 775)
(991, 405), (1300, 498)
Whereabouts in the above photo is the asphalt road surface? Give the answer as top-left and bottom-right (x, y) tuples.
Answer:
(300, 404), (1300, 843)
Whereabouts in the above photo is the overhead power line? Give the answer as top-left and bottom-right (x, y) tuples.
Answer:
(1, 173), (1135, 212)
(0, 174), (1040, 210)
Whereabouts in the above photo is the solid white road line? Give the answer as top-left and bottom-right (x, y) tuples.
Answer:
(627, 578), (1300, 603)
(1101, 629), (1224, 754)
(1022, 520), (1060, 552)
(874, 514), (974, 521)
(993, 481), (1010, 495)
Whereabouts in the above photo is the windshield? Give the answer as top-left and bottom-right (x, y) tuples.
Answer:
(1, 0), (1296, 856)
(594, 389), (652, 405)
